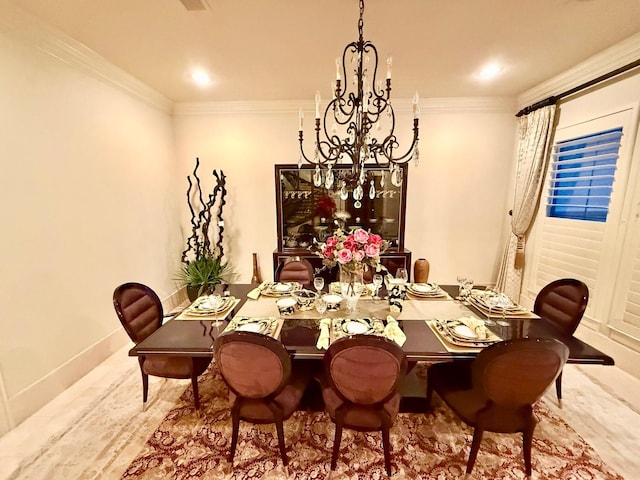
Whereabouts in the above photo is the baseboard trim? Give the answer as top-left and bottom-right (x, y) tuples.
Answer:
(7, 328), (130, 427)
(5, 287), (187, 428)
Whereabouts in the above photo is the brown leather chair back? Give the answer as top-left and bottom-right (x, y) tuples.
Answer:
(215, 331), (291, 399)
(325, 335), (407, 406)
(533, 278), (588, 335)
(472, 337), (569, 408)
(113, 282), (163, 344)
(276, 257), (314, 286)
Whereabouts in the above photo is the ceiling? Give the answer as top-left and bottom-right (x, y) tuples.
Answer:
(12, 0), (640, 103)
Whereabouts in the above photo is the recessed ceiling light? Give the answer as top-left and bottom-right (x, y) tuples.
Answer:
(191, 69), (212, 87)
(477, 62), (503, 81)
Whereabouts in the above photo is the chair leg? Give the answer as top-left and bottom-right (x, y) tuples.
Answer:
(229, 403), (241, 464)
(191, 373), (200, 410)
(331, 422), (343, 471)
(275, 419), (288, 466)
(425, 379), (434, 412)
(381, 425), (392, 476)
(523, 425), (535, 476)
(555, 370), (563, 402)
(138, 358), (149, 404)
(466, 428), (484, 474)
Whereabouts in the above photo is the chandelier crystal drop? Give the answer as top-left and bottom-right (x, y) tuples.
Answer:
(297, 0), (419, 207)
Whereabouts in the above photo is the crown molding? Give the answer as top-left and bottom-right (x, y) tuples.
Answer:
(0, 1), (173, 113)
(172, 97), (516, 117)
(517, 32), (640, 110)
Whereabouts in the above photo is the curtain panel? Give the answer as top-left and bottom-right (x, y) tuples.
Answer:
(496, 105), (557, 299)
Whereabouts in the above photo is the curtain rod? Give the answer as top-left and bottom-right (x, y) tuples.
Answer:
(515, 58), (640, 117)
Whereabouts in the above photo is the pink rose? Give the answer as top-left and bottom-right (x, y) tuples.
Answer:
(323, 246), (335, 259)
(353, 228), (369, 244)
(326, 236), (338, 248)
(353, 250), (365, 262)
(369, 234), (383, 246)
(364, 243), (380, 258)
(336, 248), (353, 264)
(343, 237), (356, 251)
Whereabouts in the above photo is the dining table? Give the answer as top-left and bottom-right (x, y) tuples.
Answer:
(129, 283), (614, 411)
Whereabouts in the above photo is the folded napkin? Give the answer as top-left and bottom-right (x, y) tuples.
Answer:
(459, 316), (488, 340)
(384, 315), (407, 347)
(247, 281), (268, 300)
(316, 318), (331, 350)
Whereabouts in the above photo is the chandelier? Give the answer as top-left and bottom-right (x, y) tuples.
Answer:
(297, 0), (420, 208)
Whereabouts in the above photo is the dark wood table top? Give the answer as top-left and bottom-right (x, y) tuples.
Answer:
(130, 283), (614, 366)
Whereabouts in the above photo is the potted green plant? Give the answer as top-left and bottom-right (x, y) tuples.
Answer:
(176, 255), (234, 300)
(178, 158), (235, 301)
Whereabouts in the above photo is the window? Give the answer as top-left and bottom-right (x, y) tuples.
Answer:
(546, 127), (623, 222)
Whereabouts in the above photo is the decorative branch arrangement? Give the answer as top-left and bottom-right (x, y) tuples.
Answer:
(181, 157), (227, 263)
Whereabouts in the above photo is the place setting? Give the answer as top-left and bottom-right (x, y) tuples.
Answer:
(468, 289), (538, 321)
(260, 281), (302, 297)
(428, 315), (502, 351)
(176, 294), (240, 321)
(223, 315), (283, 338)
(331, 316), (385, 342)
(406, 282), (449, 299)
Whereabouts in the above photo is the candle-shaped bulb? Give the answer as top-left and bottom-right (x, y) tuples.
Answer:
(386, 56), (393, 79)
(315, 91), (321, 119)
(298, 108), (303, 131)
(335, 58), (341, 81)
(412, 91), (420, 119)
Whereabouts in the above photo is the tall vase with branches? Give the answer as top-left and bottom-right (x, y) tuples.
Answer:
(177, 157), (234, 300)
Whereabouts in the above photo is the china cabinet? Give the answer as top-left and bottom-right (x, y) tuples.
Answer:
(273, 164), (411, 280)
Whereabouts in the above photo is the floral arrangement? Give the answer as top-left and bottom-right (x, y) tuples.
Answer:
(312, 227), (389, 275)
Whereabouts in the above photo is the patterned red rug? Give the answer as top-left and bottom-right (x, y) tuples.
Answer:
(121, 364), (622, 479)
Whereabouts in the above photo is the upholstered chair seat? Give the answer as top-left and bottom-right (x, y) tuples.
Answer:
(214, 331), (310, 466)
(321, 335), (407, 476)
(426, 338), (569, 476)
(533, 278), (589, 402)
(113, 282), (211, 410)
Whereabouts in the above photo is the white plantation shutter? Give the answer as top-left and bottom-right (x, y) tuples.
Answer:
(526, 107), (637, 327)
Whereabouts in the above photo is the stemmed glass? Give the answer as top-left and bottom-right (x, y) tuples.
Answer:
(313, 276), (325, 295)
(315, 297), (327, 316)
(456, 275), (467, 300)
(395, 268), (408, 284)
(372, 274), (383, 300)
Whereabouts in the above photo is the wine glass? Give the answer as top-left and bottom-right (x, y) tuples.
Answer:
(456, 275), (468, 300)
(372, 274), (383, 300)
(315, 297), (327, 316)
(395, 268), (408, 284)
(313, 276), (325, 295)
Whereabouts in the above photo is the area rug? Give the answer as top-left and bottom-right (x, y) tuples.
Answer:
(121, 364), (623, 480)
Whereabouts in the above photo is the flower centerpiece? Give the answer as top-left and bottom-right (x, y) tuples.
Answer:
(312, 227), (389, 297)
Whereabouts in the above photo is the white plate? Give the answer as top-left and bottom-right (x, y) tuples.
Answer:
(452, 324), (477, 339)
(273, 283), (292, 292)
(411, 283), (435, 293)
(344, 321), (369, 335)
(236, 322), (266, 333)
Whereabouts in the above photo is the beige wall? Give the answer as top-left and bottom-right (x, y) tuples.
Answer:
(0, 28), (181, 429)
(173, 101), (517, 287)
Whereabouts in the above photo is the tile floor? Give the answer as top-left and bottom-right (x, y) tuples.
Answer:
(0, 345), (639, 479)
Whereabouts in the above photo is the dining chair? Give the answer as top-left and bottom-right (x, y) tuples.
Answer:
(426, 337), (569, 476)
(321, 335), (408, 476)
(113, 282), (211, 409)
(533, 278), (589, 402)
(276, 256), (314, 288)
(213, 330), (310, 466)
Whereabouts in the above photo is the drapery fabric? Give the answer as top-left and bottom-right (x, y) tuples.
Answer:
(496, 105), (557, 299)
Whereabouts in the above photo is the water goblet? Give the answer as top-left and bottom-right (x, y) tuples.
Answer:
(372, 274), (383, 300)
(395, 268), (408, 284)
(456, 275), (468, 300)
(313, 276), (325, 294)
(463, 278), (474, 303)
(315, 297), (327, 316)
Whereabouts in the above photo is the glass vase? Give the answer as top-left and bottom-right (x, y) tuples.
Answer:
(339, 265), (363, 313)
